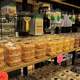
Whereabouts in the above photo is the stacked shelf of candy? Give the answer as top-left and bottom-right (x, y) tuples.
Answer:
(34, 39), (47, 59)
(0, 34), (79, 71)
(4, 42), (22, 66)
(61, 33), (80, 49)
(20, 40), (35, 62)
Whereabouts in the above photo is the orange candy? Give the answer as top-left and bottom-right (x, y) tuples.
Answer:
(0, 72), (8, 80)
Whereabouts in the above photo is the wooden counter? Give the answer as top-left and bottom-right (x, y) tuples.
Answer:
(0, 56), (48, 72)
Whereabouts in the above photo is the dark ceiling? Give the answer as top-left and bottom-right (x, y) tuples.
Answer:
(39, 0), (80, 13)
(63, 0), (80, 7)
(39, 0), (80, 7)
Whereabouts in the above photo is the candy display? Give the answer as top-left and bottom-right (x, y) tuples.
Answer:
(21, 42), (35, 62)
(35, 40), (47, 58)
(4, 42), (22, 66)
(0, 33), (80, 67)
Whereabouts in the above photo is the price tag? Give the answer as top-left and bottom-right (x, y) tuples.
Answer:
(0, 72), (8, 80)
(57, 54), (63, 65)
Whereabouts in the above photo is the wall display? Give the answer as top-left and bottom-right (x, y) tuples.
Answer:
(1, 3), (16, 16)
(30, 14), (43, 35)
(0, 2), (16, 38)
(24, 17), (31, 32)
(51, 11), (62, 23)
(61, 14), (73, 27)
(39, 3), (50, 15)
(69, 14), (75, 24)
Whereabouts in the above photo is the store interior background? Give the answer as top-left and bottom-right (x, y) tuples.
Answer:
(0, 0), (80, 38)
(0, 0), (80, 80)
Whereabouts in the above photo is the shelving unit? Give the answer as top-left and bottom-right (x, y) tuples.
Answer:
(0, 48), (79, 73)
(0, 0), (80, 80)
(0, 56), (48, 72)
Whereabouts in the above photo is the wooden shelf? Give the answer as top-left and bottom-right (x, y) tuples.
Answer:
(0, 48), (78, 73)
(76, 47), (80, 52)
(0, 56), (48, 72)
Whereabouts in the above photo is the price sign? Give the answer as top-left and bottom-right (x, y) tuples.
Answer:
(57, 54), (63, 65)
(0, 72), (8, 80)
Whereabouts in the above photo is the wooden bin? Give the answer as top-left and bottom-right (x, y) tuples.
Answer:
(69, 38), (75, 50)
(5, 42), (22, 66)
(47, 40), (57, 57)
(0, 47), (5, 68)
(21, 42), (35, 62)
(55, 39), (63, 54)
(35, 41), (47, 58)
(74, 37), (80, 48)
(63, 38), (71, 53)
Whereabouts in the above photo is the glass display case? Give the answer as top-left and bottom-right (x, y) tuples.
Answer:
(0, 15), (16, 39)
(0, 1), (16, 39)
